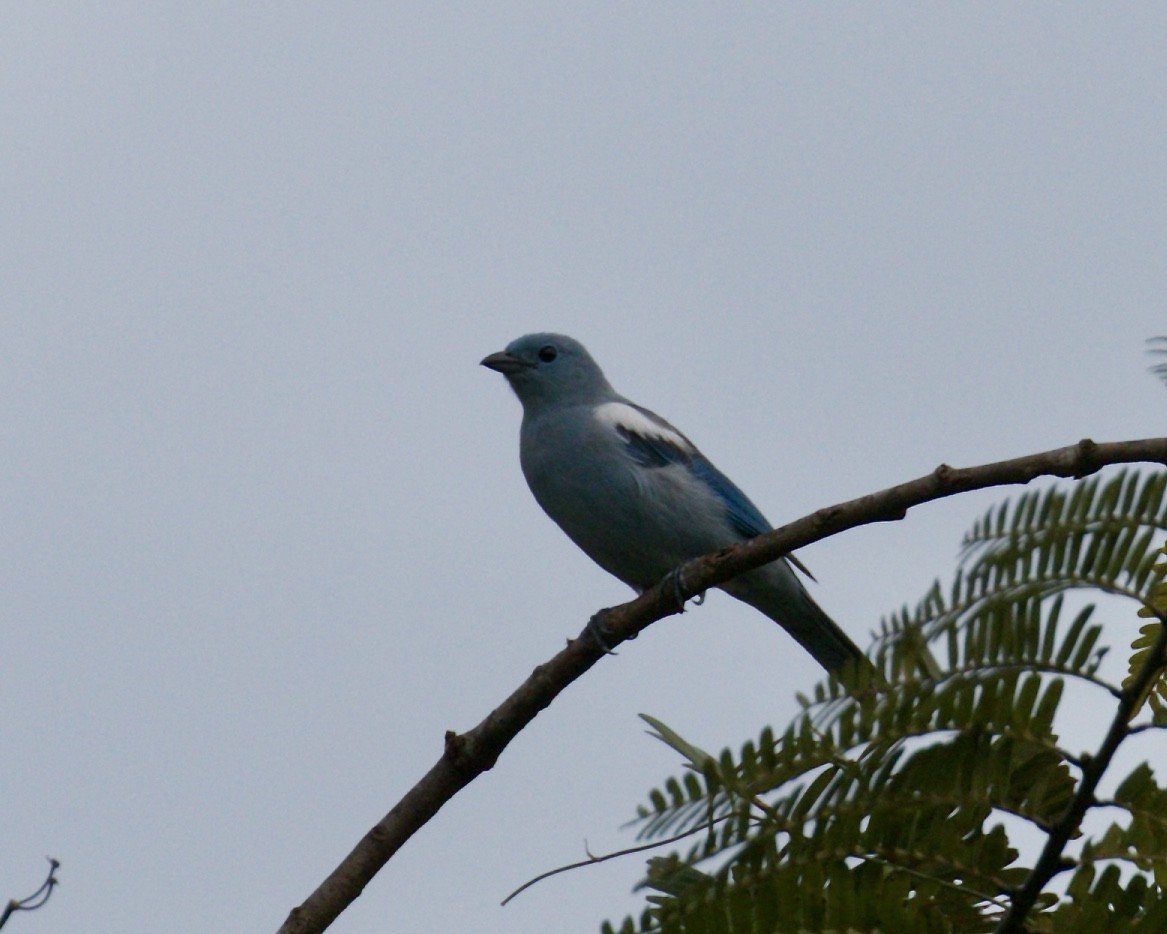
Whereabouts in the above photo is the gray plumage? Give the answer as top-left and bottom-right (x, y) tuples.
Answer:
(482, 332), (864, 674)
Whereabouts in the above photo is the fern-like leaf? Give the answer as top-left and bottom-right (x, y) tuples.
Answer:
(607, 471), (1167, 934)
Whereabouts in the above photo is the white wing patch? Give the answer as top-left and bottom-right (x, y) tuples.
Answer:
(594, 401), (693, 453)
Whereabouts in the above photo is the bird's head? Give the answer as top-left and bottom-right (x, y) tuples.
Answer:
(481, 333), (616, 411)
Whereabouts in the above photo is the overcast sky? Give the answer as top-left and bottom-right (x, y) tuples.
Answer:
(4, 5), (1166, 933)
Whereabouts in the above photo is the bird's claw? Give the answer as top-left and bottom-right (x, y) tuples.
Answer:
(662, 566), (704, 613)
(585, 610), (620, 655)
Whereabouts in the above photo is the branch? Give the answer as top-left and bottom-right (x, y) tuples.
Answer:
(993, 608), (1167, 933)
(0, 858), (60, 931)
(278, 437), (1167, 934)
(500, 817), (732, 907)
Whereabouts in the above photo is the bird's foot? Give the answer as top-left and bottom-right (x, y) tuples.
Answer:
(662, 566), (705, 613)
(585, 610), (620, 655)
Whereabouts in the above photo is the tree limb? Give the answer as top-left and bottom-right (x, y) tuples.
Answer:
(992, 608), (1167, 932)
(278, 437), (1167, 934)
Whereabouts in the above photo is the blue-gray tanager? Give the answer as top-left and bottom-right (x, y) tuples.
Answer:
(482, 332), (864, 673)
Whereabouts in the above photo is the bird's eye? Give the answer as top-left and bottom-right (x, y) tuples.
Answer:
(537, 345), (558, 362)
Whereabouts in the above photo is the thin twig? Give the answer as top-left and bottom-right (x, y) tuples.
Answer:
(0, 858), (60, 931)
(500, 814), (734, 906)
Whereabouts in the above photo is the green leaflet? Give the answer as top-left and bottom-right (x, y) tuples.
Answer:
(607, 468), (1167, 934)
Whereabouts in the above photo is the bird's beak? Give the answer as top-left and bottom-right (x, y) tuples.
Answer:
(480, 351), (530, 375)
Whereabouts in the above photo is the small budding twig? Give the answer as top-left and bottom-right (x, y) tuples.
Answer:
(0, 858), (60, 931)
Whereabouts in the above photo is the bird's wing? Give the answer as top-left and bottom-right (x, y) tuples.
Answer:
(689, 456), (817, 580)
(593, 400), (696, 468)
(593, 400), (774, 540)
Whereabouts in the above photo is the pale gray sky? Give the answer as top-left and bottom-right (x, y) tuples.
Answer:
(4, 5), (1166, 933)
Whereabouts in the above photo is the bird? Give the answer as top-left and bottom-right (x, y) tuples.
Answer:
(481, 332), (865, 675)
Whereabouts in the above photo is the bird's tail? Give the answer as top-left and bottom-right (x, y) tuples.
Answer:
(721, 559), (870, 677)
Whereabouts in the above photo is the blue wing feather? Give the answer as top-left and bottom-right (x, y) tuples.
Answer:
(616, 426), (686, 469)
(611, 404), (773, 540)
(687, 454), (772, 539)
